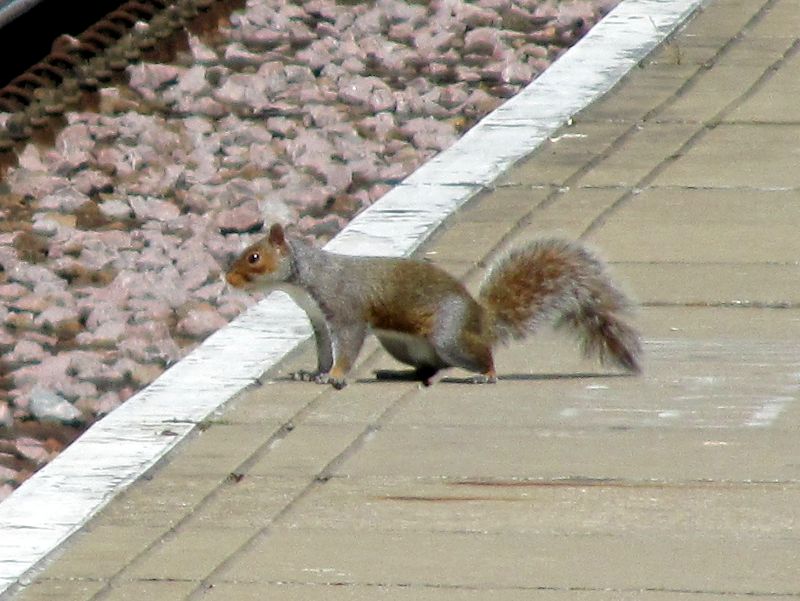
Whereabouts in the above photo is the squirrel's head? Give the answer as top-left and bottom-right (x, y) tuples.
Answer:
(225, 223), (292, 289)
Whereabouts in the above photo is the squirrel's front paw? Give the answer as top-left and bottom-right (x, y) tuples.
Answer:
(291, 369), (322, 382)
(291, 370), (347, 389)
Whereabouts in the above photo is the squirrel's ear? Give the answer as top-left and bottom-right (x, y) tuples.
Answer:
(268, 223), (286, 248)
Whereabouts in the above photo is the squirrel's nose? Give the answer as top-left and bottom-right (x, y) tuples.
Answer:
(225, 270), (248, 288)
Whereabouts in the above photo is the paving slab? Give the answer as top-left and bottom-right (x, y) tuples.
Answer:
(4, 0), (800, 599)
(589, 187), (800, 262)
(197, 582), (789, 601)
(217, 527), (799, 595)
(729, 48), (800, 121)
(652, 124), (800, 189)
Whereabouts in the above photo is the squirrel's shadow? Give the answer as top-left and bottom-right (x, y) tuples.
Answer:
(265, 370), (633, 387)
(357, 370), (633, 385)
(445, 372), (633, 383)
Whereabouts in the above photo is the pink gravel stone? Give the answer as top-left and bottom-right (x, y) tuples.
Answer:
(266, 116), (299, 138)
(338, 76), (394, 110)
(17, 145), (45, 171)
(12, 353), (71, 389)
(80, 391), (122, 416)
(356, 113), (397, 140)
(388, 22), (415, 44)
(463, 88), (501, 116)
(460, 4), (502, 28)
(214, 73), (271, 111)
(223, 42), (265, 68)
(10, 294), (50, 314)
(305, 105), (345, 128)
(189, 34), (218, 63)
(464, 27), (503, 56)
(78, 300), (128, 329)
(193, 281), (225, 303)
(257, 61), (290, 96)
(22, 331), (58, 349)
(368, 86), (396, 113)
(114, 358), (163, 388)
(246, 143), (280, 171)
(129, 196), (181, 221)
(349, 157), (381, 184)
(438, 84), (470, 109)
(0, 484), (14, 502)
(68, 353), (125, 387)
(5, 172), (67, 198)
(38, 187), (91, 212)
(128, 63), (183, 95)
(56, 123), (95, 153)
(176, 304), (228, 339)
(34, 305), (81, 331)
(0, 401), (12, 429)
(177, 255), (220, 292)
(93, 146), (125, 174)
(72, 169), (114, 196)
(0, 329), (15, 352)
(7, 340), (48, 367)
(481, 57), (535, 84)
(215, 202), (264, 235)
(217, 298), (252, 321)
(4, 312), (35, 332)
(186, 97), (228, 117)
(7, 262), (63, 288)
(400, 117), (458, 151)
(0, 283), (29, 301)
(239, 25), (286, 50)
(54, 379), (98, 403)
(15, 437), (51, 465)
(75, 321), (127, 349)
(98, 198), (132, 220)
(318, 163), (353, 193)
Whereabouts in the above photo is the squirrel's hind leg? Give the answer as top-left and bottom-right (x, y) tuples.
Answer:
(432, 296), (496, 381)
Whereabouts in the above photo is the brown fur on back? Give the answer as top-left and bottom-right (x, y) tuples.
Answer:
(364, 261), (475, 336)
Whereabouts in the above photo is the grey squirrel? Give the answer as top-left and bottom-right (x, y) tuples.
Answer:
(226, 223), (642, 389)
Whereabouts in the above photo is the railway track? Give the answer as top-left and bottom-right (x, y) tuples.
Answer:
(0, 0), (127, 89)
(0, 0), (243, 164)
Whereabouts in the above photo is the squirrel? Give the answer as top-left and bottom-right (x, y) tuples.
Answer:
(225, 223), (642, 389)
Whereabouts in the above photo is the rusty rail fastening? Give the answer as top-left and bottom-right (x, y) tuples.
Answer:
(0, 0), (232, 156)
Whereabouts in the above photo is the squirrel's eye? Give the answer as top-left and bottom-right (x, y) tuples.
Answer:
(247, 252), (260, 265)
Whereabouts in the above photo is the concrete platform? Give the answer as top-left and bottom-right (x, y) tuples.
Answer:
(3, 0), (800, 598)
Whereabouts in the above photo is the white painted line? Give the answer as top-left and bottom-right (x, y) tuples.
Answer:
(0, 0), (705, 593)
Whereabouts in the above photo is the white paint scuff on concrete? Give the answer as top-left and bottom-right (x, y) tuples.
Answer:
(0, 0), (705, 593)
(746, 397), (792, 428)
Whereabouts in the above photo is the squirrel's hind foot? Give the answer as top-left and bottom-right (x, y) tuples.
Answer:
(468, 371), (497, 384)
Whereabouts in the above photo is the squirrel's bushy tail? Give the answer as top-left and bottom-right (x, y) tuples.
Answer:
(479, 238), (642, 372)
